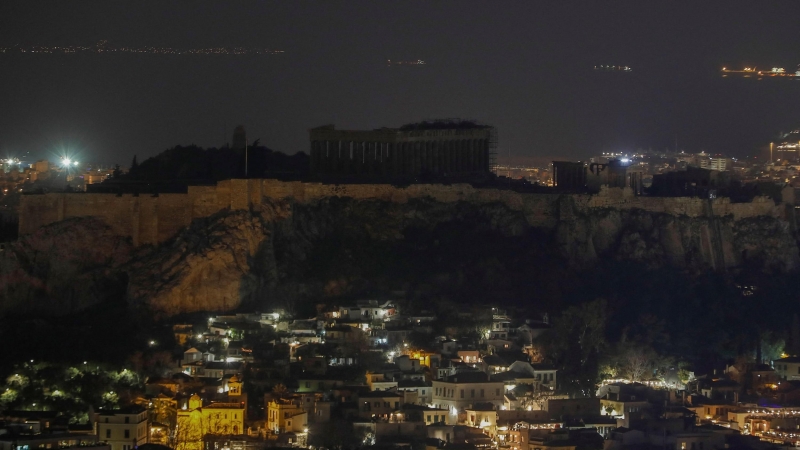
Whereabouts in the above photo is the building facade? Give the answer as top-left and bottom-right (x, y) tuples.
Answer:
(175, 395), (245, 450)
(431, 373), (505, 414)
(96, 407), (148, 450)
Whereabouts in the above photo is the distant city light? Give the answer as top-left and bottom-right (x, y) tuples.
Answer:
(1, 40), (284, 56)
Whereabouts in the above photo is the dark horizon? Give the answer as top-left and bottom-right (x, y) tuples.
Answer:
(3, 1), (800, 165)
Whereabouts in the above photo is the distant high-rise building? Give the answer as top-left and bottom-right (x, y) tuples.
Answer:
(232, 125), (247, 150)
(699, 157), (731, 172)
(776, 130), (800, 161)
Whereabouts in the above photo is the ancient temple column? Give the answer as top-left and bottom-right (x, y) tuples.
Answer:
(318, 141), (326, 173)
(453, 141), (464, 173)
(459, 140), (466, 173)
(446, 141), (453, 173)
(397, 142), (405, 174)
(462, 139), (469, 173)
(409, 141), (416, 175)
(450, 140), (457, 174)
(431, 141), (439, 174)
(339, 141), (348, 174)
(419, 141), (426, 173)
(436, 141), (444, 173)
(363, 142), (372, 175)
(425, 141), (433, 173)
(351, 141), (361, 175)
(475, 139), (482, 172)
(323, 141), (332, 173)
(378, 142), (387, 176)
(481, 139), (488, 172)
(389, 142), (398, 175)
(441, 140), (450, 173)
(464, 139), (480, 172)
(469, 139), (477, 173)
(413, 142), (421, 175)
(421, 141), (427, 175)
(474, 139), (482, 172)
(328, 140), (336, 174)
(405, 142), (413, 175)
(462, 139), (470, 172)
(375, 142), (382, 174)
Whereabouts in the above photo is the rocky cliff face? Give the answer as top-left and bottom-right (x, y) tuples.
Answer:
(0, 217), (133, 316)
(2, 195), (798, 317)
(125, 211), (269, 317)
(556, 208), (799, 272)
(126, 196), (798, 317)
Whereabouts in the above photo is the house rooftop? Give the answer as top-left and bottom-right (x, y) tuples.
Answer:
(397, 380), (431, 388)
(97, 405), (146, 415)
(358, 391), (404, 398)
(466, 403), (497, 411)
(775, 356), (800, 363)
(204, 361), (243, 370)
(483, 355), (508, 367)
(443, 372), (493, 383)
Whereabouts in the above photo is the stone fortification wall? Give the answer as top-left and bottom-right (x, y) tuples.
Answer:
(18, 179), (785, 246)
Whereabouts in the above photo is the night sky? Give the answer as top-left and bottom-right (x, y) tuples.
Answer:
(3, 1), (800, 165)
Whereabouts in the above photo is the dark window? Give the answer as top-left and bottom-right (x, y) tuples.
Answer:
(124, 430), (130, 439)
(125, 417), (129, 424)
(106, 430), (111, 439)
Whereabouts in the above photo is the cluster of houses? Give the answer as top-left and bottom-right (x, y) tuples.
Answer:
(4, 302), (800, 450)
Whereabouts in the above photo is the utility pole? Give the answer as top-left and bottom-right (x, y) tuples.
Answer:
(245, 142), (248, 178)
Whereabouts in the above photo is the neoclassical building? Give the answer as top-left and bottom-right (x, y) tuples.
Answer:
(175, 377), (246, 450)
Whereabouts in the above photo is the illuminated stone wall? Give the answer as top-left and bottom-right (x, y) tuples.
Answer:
(18, 179), (786, 246)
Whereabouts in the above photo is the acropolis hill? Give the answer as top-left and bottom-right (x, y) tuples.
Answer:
(19, 178), (789, 245)
(11, 178), (799, 316)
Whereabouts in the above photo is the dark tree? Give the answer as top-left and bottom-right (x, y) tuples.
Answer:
(131, 155), (138, 171)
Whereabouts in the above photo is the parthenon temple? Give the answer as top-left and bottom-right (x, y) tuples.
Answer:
(309, 121), (495, 177)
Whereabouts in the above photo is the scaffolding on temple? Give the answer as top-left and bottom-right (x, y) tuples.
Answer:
(423, 118), (498, 174)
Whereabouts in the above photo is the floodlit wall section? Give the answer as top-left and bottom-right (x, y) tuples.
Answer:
(19, 179), (784, 247)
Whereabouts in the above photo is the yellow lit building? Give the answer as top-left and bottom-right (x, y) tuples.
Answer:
(267, 398), (309, 434)
(175, 394), (245, 450)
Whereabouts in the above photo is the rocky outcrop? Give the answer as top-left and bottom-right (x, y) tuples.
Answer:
(555, 208), (799, 272)
(0, 217), (133, 316)
(124, 197), (531, 316)
(3, 193), (799, 317)
(125, 211), (268, 317)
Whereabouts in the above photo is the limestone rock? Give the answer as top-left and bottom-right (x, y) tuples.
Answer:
(126, 210), (268, 317)
(4, 193), (799, 318)
(0, 217), (133, 316)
